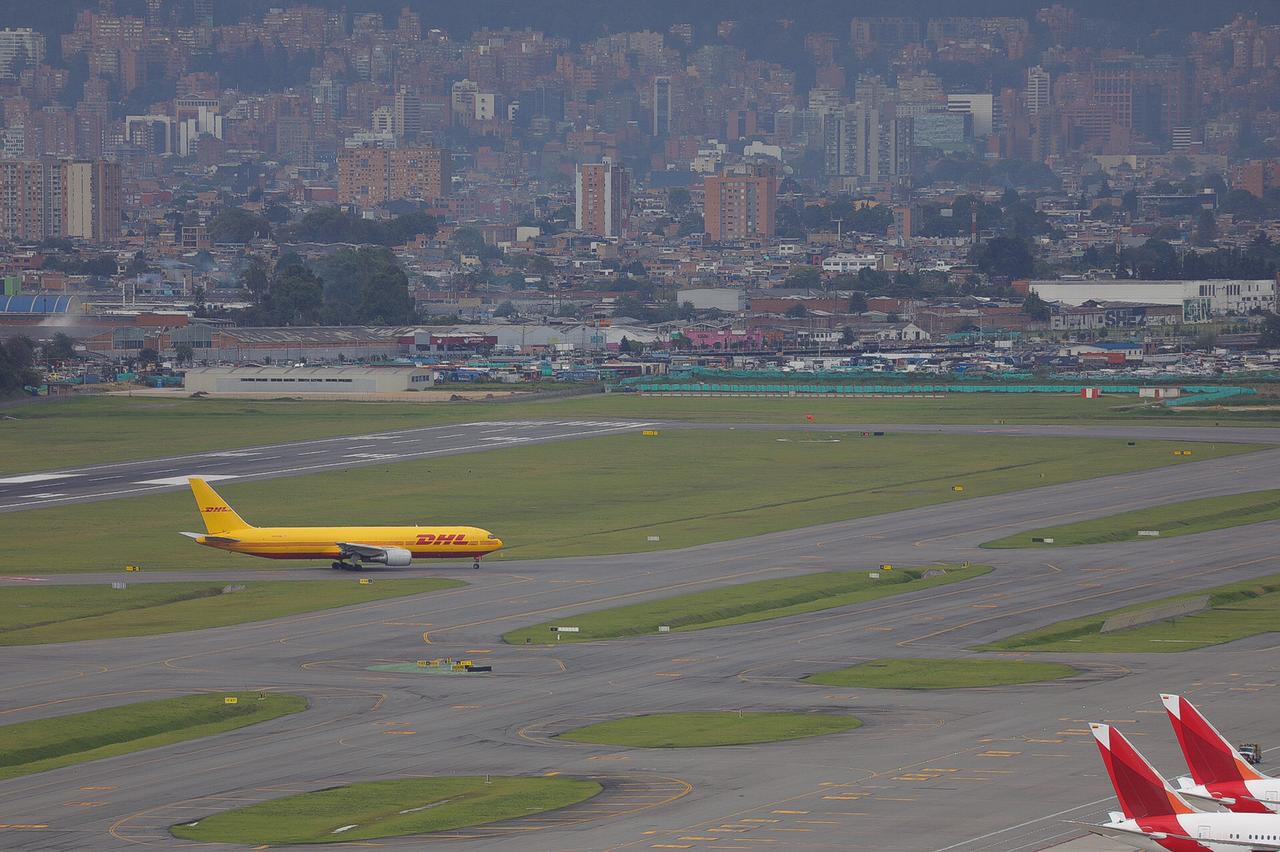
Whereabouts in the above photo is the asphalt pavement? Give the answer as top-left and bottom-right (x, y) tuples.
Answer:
(1, 420), (1278, 851)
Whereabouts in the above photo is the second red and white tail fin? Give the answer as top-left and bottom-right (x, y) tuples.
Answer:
(1162, 694), (1265, 786)
(1091, 723), (1195, 820)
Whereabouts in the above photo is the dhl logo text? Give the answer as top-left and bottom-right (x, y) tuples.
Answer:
(416, 533), (467, 545)
(203, 507), (231, 512)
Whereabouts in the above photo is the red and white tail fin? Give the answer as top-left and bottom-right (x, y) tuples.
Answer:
(1091, 723), (1195, 820)
(1162, 693), (1266, 785)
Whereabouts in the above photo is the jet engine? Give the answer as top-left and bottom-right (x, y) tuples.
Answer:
(374, 547), (413, 567)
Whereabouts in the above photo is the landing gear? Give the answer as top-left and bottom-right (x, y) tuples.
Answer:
(331, 558), (363, 571)
(331, 561), (344, 570)
(473, 558), (481, 570)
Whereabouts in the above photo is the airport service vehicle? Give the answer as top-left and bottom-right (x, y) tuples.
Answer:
(1241, 745), (1264, 767)
(1083, 723), (1280, 851)
(1163, 694), (1279, 814)
(181, 478), (503, 570)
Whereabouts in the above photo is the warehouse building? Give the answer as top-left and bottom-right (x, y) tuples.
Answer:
(183, 366), (435, 394)
(1027, 279), (1277, 318)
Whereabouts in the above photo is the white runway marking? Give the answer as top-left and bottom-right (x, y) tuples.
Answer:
(20, 492), (66, 499)
(136, 474), (241, 486)
(207, 451), (263, 458)
(0, 473), (80, 484)
(343, 453), (402, 460)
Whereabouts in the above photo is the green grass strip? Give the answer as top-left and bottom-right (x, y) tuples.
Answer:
(557, 711), (862, 748)
(0, 579), (465, 645)
(503, 565), (990, 644)
(983, 489), (1280, 549)
(169, 776), (602, 844)
(0, 693), (307, 781)
(804, 658), (1078, 689)
(981, 574), (1280, 653)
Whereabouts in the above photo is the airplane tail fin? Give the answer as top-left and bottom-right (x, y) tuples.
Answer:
(1162, 693), (1265, 785)
(189, 478), (252, 535)
(1091, 723), (1195, 821)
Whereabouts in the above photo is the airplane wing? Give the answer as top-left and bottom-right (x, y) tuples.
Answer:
(1072, 822), (1280, 850)
(180, 532), (240, 543)
(338, 542), (395, 559)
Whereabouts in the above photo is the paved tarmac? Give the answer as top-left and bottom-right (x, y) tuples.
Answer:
(2, 421), (1279, 851)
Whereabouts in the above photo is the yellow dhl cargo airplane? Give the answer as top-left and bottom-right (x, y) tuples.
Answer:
(181, 478), (503, 570)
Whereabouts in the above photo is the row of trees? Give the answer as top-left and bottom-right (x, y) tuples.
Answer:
(0, 337), (38, 397)
(237, 247), (415, 326)
(206, 206), (438, 247)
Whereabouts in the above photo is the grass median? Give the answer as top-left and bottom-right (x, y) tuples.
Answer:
(557, 711), (861, 748)
(4, 392), (1274, 476)
(0, 579), (464, 645)
(0, 692), (306, 781)
(169, 776), (602, 845)
(981, 574), (1280, 653)
(503, 564), (991, 644)
(983, 489), (1280, 549)
(804, 658), (1078, 689)
(0, 430), (1256, 574)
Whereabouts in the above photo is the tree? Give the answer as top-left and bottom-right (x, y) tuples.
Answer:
(619, 336), (633, 353)
(208, 207), (271, 243)
(270, 264), (324, 325)
(1193, 210), (1218, 247)
(785, 302), (807, 318)
(46, 332), (77, 361)
(174, 342), (195, 365)
(847, 291), (868, 313)
(0, 336), (39, 397)
(1022, 291), (1051, 322)
(1260, 313), (1280, 349)
(239, 255), (271, 303)
(494, 301), (516, 317)
(666, 187), (691, 213)
(971, 236), (1035, 279)
(784, 265), (822, 291)
(138, 347), (160, 366)
(840, 326), (856, 345)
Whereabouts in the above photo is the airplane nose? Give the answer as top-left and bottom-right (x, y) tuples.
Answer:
(491, 538), (504, 549)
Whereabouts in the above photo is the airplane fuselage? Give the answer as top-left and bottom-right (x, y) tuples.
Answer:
(1180, 780), (1280, 815)
(193, 525), (502, 560)
(1099, 813), (1280, 851)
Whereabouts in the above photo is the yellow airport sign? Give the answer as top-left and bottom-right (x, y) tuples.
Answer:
(642, 430), (661, 436)
(952, 484), (965, 492)
(359, 577), (372, 585)
(224, 696), (238, 705)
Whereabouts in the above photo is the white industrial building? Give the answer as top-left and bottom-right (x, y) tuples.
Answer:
(676, 288), (746, 312)
(1028, 279), (1277, 318)
(183, 366), (435, 394)
(821, 253), (881, 274)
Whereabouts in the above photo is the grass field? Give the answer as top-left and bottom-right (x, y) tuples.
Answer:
(0, 693), (306, 781)
(983, 490), (1280, 549)
(981, 574), (1280, 652)
(0, 430), (1257, 574)
(169, 776), (602, 844)
(556, 712), (862, 748)
(3, 391), (1274, 475)
(0, 579), (464, 645)
(502, 565), (990, 645)
(803, 657), (1078, 689)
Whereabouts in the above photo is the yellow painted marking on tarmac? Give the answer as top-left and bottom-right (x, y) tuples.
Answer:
(651, 845), (692, 849)
(865, 626), (893, 632)
(979, 750), (1020, 757)
(1026, 738), (1064, 744)
(1057, 729), (1092, 736)
(679, 837), (719, 841)
(422, 631), (431, 644)
(465, 649), (493, 654)
(68, 801), (106, 807)
(80, 786), (115, 790)
(671, 658), (699, 663)
(740, 818), (779, 823)
(921, 768), (959, 773)
(772, 809), (808, 814)
(587, 754), (629, 761)
(894, 773), (937, 781)
(655, 672), (683, 677)
(970, 603), (999, 608)
(0, 824), (49, 829)
(451, 704), (480, 710)
(383, 730), (415, 735)
(823, 795), (863, 800)
(544, 771), (560, 777)
(253, 846), (270, 850)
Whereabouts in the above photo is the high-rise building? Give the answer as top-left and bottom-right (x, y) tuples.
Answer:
(0, 158), (117, 243)
(62, 160), (120, 243)
(703, 163), (778, 242)
(947, 94), (994, 137)
(575, 159), (629, 238)
(393, 87), (422, 141)
(1025, 66), (1051, 116)
(653, 76), (672, 137)
(0, 28), (47, 79)
(337, 145), (450, 207)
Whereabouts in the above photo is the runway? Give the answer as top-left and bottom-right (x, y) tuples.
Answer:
(2, 421), (1279, 850)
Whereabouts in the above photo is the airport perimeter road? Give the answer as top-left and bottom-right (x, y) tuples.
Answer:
(2, 446), (1280, 851)
(0, 419), (654, 513)
(1, 418), (1277, 516)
